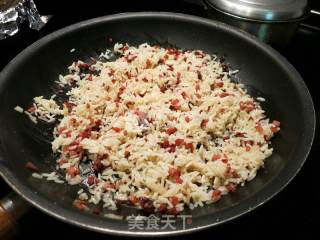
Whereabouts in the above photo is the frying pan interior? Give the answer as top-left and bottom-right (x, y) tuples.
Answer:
(0, 13), (315, 236)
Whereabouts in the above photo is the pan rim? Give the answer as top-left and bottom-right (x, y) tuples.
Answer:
(0, 12), (316, 237)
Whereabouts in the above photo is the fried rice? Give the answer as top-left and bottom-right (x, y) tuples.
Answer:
(19, 43), (280, 214)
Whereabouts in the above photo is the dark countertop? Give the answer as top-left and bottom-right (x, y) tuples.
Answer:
(0, 1), (319, 238)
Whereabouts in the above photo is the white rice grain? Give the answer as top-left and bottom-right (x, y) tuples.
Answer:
(14, 105), (24, 113)
(256, 97), (266, 102)
(32, 173), (43, 179)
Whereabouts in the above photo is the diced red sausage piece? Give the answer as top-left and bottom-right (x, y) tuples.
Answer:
(25, 161), (38, 172)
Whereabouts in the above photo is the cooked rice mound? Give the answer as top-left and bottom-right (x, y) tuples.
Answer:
(27, 43), (280, 213)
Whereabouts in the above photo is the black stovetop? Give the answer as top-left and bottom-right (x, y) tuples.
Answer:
(1, 1), (319, 238)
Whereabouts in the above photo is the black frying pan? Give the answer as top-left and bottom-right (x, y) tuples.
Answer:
(0, 12), (315, 237)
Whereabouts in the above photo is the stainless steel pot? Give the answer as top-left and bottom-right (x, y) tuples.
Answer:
(203, 0), (309, 47)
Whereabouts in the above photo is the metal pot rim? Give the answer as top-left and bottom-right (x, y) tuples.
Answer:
(204, 0), (309, 24)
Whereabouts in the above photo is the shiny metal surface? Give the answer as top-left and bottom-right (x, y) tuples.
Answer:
(0, 0), (49, 40)
(205, 0), (308, 21)
(0, 192), (30, 220)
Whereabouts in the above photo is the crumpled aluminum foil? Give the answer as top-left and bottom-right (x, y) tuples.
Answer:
(0, 0), (49, 40)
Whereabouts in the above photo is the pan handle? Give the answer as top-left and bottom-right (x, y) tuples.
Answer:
(0, 192), (30, 239)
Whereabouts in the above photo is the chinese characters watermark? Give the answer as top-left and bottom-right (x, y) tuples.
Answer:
(127, 214), (192, 230)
